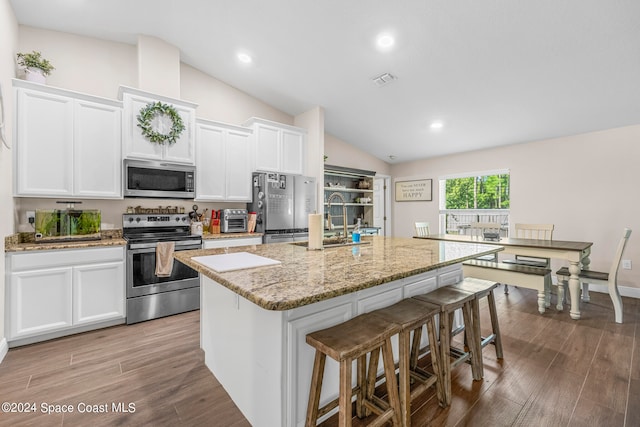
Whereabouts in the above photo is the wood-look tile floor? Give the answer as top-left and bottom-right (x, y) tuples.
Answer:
(0, 287), (638, 426)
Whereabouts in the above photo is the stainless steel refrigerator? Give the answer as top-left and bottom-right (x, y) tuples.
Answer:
(247, 172), (317, 243)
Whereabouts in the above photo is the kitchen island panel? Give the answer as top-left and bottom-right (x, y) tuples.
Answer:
(201, 263), (476, 427)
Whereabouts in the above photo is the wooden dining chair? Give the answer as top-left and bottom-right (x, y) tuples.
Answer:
(503, 223), (554, 295)
(468, 222), (501, 261)
(415, 222), (431, 237)
(556, 228), (632, 323)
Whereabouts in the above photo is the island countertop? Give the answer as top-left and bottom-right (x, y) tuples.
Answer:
(174, 236), (502, 311)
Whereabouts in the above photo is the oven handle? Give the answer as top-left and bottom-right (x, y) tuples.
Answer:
(128, 241), (202, 251)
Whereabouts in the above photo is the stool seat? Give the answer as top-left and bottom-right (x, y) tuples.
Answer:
(413, 285), (475, 310)
(305, 313), (402, 427)
(369, 299), (446, 426)
(450, 277), (499, 297)
(412, 286), (482, 406)
(306, 312), (398, 360)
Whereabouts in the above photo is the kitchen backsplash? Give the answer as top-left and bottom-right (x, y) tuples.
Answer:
(14, 198), (247, 233)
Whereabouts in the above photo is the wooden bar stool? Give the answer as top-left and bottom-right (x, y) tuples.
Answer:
(449, 277), (503, 366)
(368, 298), (446, 426)
(412, 286), (481, 406)
(305, 312), (402, 427)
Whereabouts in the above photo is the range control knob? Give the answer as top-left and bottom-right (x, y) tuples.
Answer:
(175, 217), (181, 222)
(128, 217), (134, 223)
(135, 217), (141, 223)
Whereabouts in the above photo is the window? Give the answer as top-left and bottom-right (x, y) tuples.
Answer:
(439, 170), (510, 234)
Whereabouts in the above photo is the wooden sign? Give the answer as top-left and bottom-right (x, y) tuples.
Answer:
(395, 179), (432, 202)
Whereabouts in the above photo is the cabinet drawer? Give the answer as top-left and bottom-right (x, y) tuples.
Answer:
(9, 246), (124, 271)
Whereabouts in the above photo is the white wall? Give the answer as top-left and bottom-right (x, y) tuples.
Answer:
(180, 64), (293, 126)
(324, 133), (391, 176)
(390, 125), (640, 289)
(0, 0), (19, 361)
(18, 26), (137, 99)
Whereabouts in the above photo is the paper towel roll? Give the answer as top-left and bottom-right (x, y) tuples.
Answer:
(308, 214), (323, 250)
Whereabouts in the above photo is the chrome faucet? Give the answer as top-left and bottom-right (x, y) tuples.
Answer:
(326, 192), (348, 239)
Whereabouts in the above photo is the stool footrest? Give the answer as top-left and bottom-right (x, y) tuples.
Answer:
(480, 333), (497, 349)
(449, 347), (472, 367)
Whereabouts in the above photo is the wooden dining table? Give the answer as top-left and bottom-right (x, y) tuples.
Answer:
(415, 234), (593, 320)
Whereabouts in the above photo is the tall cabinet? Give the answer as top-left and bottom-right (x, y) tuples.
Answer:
(195, 118), (253, 202)
(244, 117), (306, 175)
(324, 165), (376, 234)
(13, 79), (122, 198)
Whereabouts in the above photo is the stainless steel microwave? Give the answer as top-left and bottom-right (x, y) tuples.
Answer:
(123, 159), (195, 199)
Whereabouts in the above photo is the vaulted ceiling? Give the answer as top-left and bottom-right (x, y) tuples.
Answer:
(10, 0), (640, 163)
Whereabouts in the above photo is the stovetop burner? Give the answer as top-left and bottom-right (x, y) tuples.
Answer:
(122, 214), (201, 244)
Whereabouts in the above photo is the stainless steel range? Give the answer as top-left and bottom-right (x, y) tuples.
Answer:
(122, 213), (201, 324)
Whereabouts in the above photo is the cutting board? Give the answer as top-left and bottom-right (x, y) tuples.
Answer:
(192, 252), (281, 273)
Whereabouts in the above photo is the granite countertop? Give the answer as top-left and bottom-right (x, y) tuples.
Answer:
(5, 230), (263, 252)
(5, 230), (127, 252)
(174, 236), (503, 311)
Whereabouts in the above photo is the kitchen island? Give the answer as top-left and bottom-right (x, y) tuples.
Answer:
(175, 236), (501, 427)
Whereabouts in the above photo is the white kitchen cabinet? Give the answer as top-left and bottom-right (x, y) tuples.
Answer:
(74, 99), (122, 198)
(203, 236), (263, 249)
(14, 83), (74, 197)
(244, 117), (306, 175)
(120, 86), (197, 165)
(10, 267), (73, 338)
(195, 119), (253, 201)
(13, 79), (122, 198)
(6, 246), (126, 345)
(73, 261), (125, 325)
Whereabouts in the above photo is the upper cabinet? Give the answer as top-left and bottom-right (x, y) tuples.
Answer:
(244, 117), (306, 175)
(195, 119), (253, 202)
(120, 86), (197, 165)
(13, 80), (122, 199)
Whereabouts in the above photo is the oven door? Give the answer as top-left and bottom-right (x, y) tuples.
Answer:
(126, 241), (201, 298)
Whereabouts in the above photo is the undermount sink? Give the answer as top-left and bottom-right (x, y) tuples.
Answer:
(292, 237), (371, 249)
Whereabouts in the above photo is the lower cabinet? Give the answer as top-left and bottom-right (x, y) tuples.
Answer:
(6, 246), (125, 345)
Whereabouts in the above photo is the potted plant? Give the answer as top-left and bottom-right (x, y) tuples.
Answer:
(16, 50), (55, 83)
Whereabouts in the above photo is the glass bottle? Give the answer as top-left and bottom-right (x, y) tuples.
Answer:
(352, 218), (361, 243)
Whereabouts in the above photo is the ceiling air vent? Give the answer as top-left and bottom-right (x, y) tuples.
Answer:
(372, 72), (397, 87)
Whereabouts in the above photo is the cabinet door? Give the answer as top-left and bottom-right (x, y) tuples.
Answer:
(280, 129), (304, 175)
(287, 303), (353, 427)
(163, 106), (195, 164)
(74, 99), (122, 198)
(122, 93), (164, 161)
(10, 267), (73, 339)
(195, 123), (226, 201)
(15, 89), (73, 196)
(253, 124), (280, 172)
(225, 129), (252, 201)
(73, 261), (125, 325)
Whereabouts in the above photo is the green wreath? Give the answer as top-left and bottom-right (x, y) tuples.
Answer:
(137, 101), (185, 145)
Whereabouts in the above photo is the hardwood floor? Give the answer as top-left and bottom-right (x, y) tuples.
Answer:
(0, 287), (638, 426)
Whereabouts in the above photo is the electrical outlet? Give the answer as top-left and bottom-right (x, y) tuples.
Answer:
(26, 210), (35, 224)
(622, 259), (632, 270)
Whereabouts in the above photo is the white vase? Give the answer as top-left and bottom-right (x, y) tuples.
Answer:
(24, 67), (46, 84)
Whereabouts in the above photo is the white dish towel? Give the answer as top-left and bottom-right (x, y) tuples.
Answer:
(155, 242), (175, 277)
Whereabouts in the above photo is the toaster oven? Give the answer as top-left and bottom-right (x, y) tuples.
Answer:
(220, 209), (248, 233)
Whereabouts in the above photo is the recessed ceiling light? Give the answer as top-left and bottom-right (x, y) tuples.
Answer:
(430, 121), (444, 130)
(237, 53), (252, 64)
(388, 155), (396, 160)
(376, 33), (395, 51)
